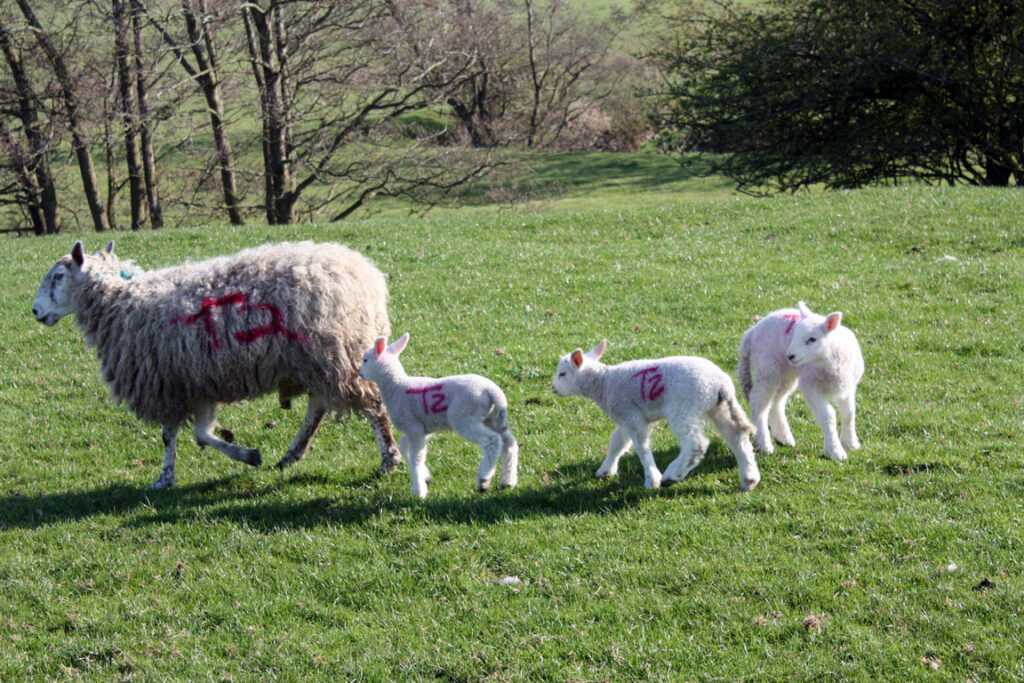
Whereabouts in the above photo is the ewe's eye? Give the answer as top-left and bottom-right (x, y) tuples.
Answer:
(54, 273), (64, 281)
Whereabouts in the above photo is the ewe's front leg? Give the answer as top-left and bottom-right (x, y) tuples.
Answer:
(275, 401), (325, 469)
(194, 401), (261, 466)
(596, 425), (632, 480)
(152, 424), (180, 489)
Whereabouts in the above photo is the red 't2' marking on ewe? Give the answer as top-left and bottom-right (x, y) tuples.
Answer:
(782, 313), (802, 335)
(632, 366), (666, 402)
(406, 384), (449, 415)
(172, 292), (307, 351)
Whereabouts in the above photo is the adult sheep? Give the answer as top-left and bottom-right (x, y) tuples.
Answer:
(32, 240), (402, 489)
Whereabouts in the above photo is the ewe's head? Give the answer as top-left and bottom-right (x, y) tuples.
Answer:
(552, 339), (606, 397)
(786, 301), (843, 367)
(33, 241), (116, 326)
(359, 333), (409, 382)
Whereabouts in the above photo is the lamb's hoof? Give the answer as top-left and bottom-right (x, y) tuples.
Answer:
(660, 477), (679, 488)
(477, 478), (491, 492)
(776, 437), (795, 448)
(246, 449), (262, 467)
(150, 477), (175, 490)
(827, 449), (848, 462)
(644, 478), (662, 490)
(499, 480), (517, 491)
(595, 470), (613, 480)
(742, 478), (761, 491)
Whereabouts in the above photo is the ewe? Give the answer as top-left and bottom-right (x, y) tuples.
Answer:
(33, 241), (401, 489)
(552, 340), (760, 491)
(359, 333), (519, 499)
(737, 301), (864, 461)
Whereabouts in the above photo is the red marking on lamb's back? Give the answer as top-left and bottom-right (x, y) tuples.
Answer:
(782, 313), (802, 335)
(632, 366), (666, 402)
(406, 384), (449, 414)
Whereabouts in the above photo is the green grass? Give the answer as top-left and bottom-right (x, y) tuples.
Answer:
(1, 184), (1023, 680)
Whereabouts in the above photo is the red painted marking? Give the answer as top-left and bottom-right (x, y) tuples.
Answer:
(172, 292), (306, 350)
(632, 366), (666, 402)
(406, 384), (449, 414)
(782, 313), (802, 335)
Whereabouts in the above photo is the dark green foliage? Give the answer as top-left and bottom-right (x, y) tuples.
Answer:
(653, 0), (1024, 192)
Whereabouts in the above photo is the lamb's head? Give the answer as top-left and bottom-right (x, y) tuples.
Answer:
(359, 333), (409, 383)
(786, 301), (843, 367)
(552, 339), (606, 397)
(33, 241), (116, 326)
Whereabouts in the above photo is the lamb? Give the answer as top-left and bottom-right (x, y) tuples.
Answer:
(736, 301), (864, 461)
(359, 333), (518, 499)
(551, 340), (761, 491)
(32, 240), (402, 489)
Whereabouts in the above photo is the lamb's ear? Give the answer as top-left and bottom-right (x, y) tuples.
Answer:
(571, 349), (585, 368)
(374, 336), (387, 355)
(823, 311), (842, 333)
(70, 241), (85, 268)
(585, 339), (607, 361)
(797, 301), (813, 318)
(387, 332), (409, 356)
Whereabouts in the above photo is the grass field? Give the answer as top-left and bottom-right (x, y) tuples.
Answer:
(1, 177), (1022, 680)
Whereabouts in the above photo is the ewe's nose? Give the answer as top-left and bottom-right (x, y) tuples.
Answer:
(32, 306), (41, 320)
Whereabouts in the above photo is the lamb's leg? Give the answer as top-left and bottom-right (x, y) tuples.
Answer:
(661, 419), (709, 486)
(497, 430), (519, 490)
(455, 422), (504, 492)
(709, 408), (762, 491)
(768, 376), (798, 447)
(275, 400), (326, 469)
(801, 388), (847, 461)
(361, 395), (402, 474)
(402, 429), (430, 499)
(626, 421), (661, 489)
(151, 423), (180, 489)
(747, 380), (778, 455)
(596, 425), (632, 480)
(193, 401), (261, 466)
(838, 390), (860, 451)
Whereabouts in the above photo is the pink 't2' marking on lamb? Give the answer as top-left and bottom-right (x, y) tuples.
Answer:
(782, 313), (802, 335)
(632, 366), (666, 402)
(172, 292), (306, 351)
(406, 384), (449, 415)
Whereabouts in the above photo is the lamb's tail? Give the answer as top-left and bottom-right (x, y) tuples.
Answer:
(736, 329), (754, 402)
(718, 387), (755, 434)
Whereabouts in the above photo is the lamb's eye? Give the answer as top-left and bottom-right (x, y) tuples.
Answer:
(806, 337), (817, 344)
(558, 371), (566, 378)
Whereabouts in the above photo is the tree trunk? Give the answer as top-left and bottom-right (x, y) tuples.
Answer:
(132, 0), (162, 228)
(15, 0), (108, 231)
(114, 0), (145, 230)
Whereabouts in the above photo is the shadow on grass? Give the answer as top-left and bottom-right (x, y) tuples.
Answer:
(0, 446), (747, 532)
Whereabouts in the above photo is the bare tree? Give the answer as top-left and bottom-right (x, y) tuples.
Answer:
(0, 9), (59, 234)
(113, 0), (145, 229)
(14, 0), (108, 231)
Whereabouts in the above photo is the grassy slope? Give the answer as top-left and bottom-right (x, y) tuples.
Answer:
(1, 180), (1022, 680)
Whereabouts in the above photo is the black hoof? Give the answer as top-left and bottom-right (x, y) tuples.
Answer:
(660, 477), (679, 487)
(247, 449), (262, 467)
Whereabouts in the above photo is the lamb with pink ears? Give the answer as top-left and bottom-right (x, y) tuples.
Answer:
(359, 333), (519, 499)
(737, 301), (864, 461)
(551, 340), (761, 491)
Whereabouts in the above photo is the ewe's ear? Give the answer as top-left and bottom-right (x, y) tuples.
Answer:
(797, 301), (813, 318)
(823, 311), (842, 333)
(71, 241), (85, 267)
(585, 339), (607, 361)
(374, 336), (387, 355)
(387, 332), (409, 356)
(100, 241), (114, 257)
(571, 349), (585, 368)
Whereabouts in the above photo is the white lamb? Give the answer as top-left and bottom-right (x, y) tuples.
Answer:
(551, 340), (761, 491)
(32, 241), (402, 489)
(737, 301), (865, 461)
(359, 333), (519, 499)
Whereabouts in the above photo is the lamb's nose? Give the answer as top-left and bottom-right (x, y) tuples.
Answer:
(787, 354), (796, 362)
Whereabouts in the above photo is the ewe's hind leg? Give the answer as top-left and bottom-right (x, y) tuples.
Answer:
(361, 395), (402, 474)
(709, 407), (761, 491)
(194, 401), (261, 466)
(660, 420), (709, 487)
(596, 425), (632, 481)
(275, 400), (326, 469)
(768, 376), (798, 447)
(152, 424), (180, 489)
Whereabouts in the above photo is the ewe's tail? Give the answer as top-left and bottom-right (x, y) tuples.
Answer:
(718, 387), (755, 434)
(736, 329), (754, 401)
